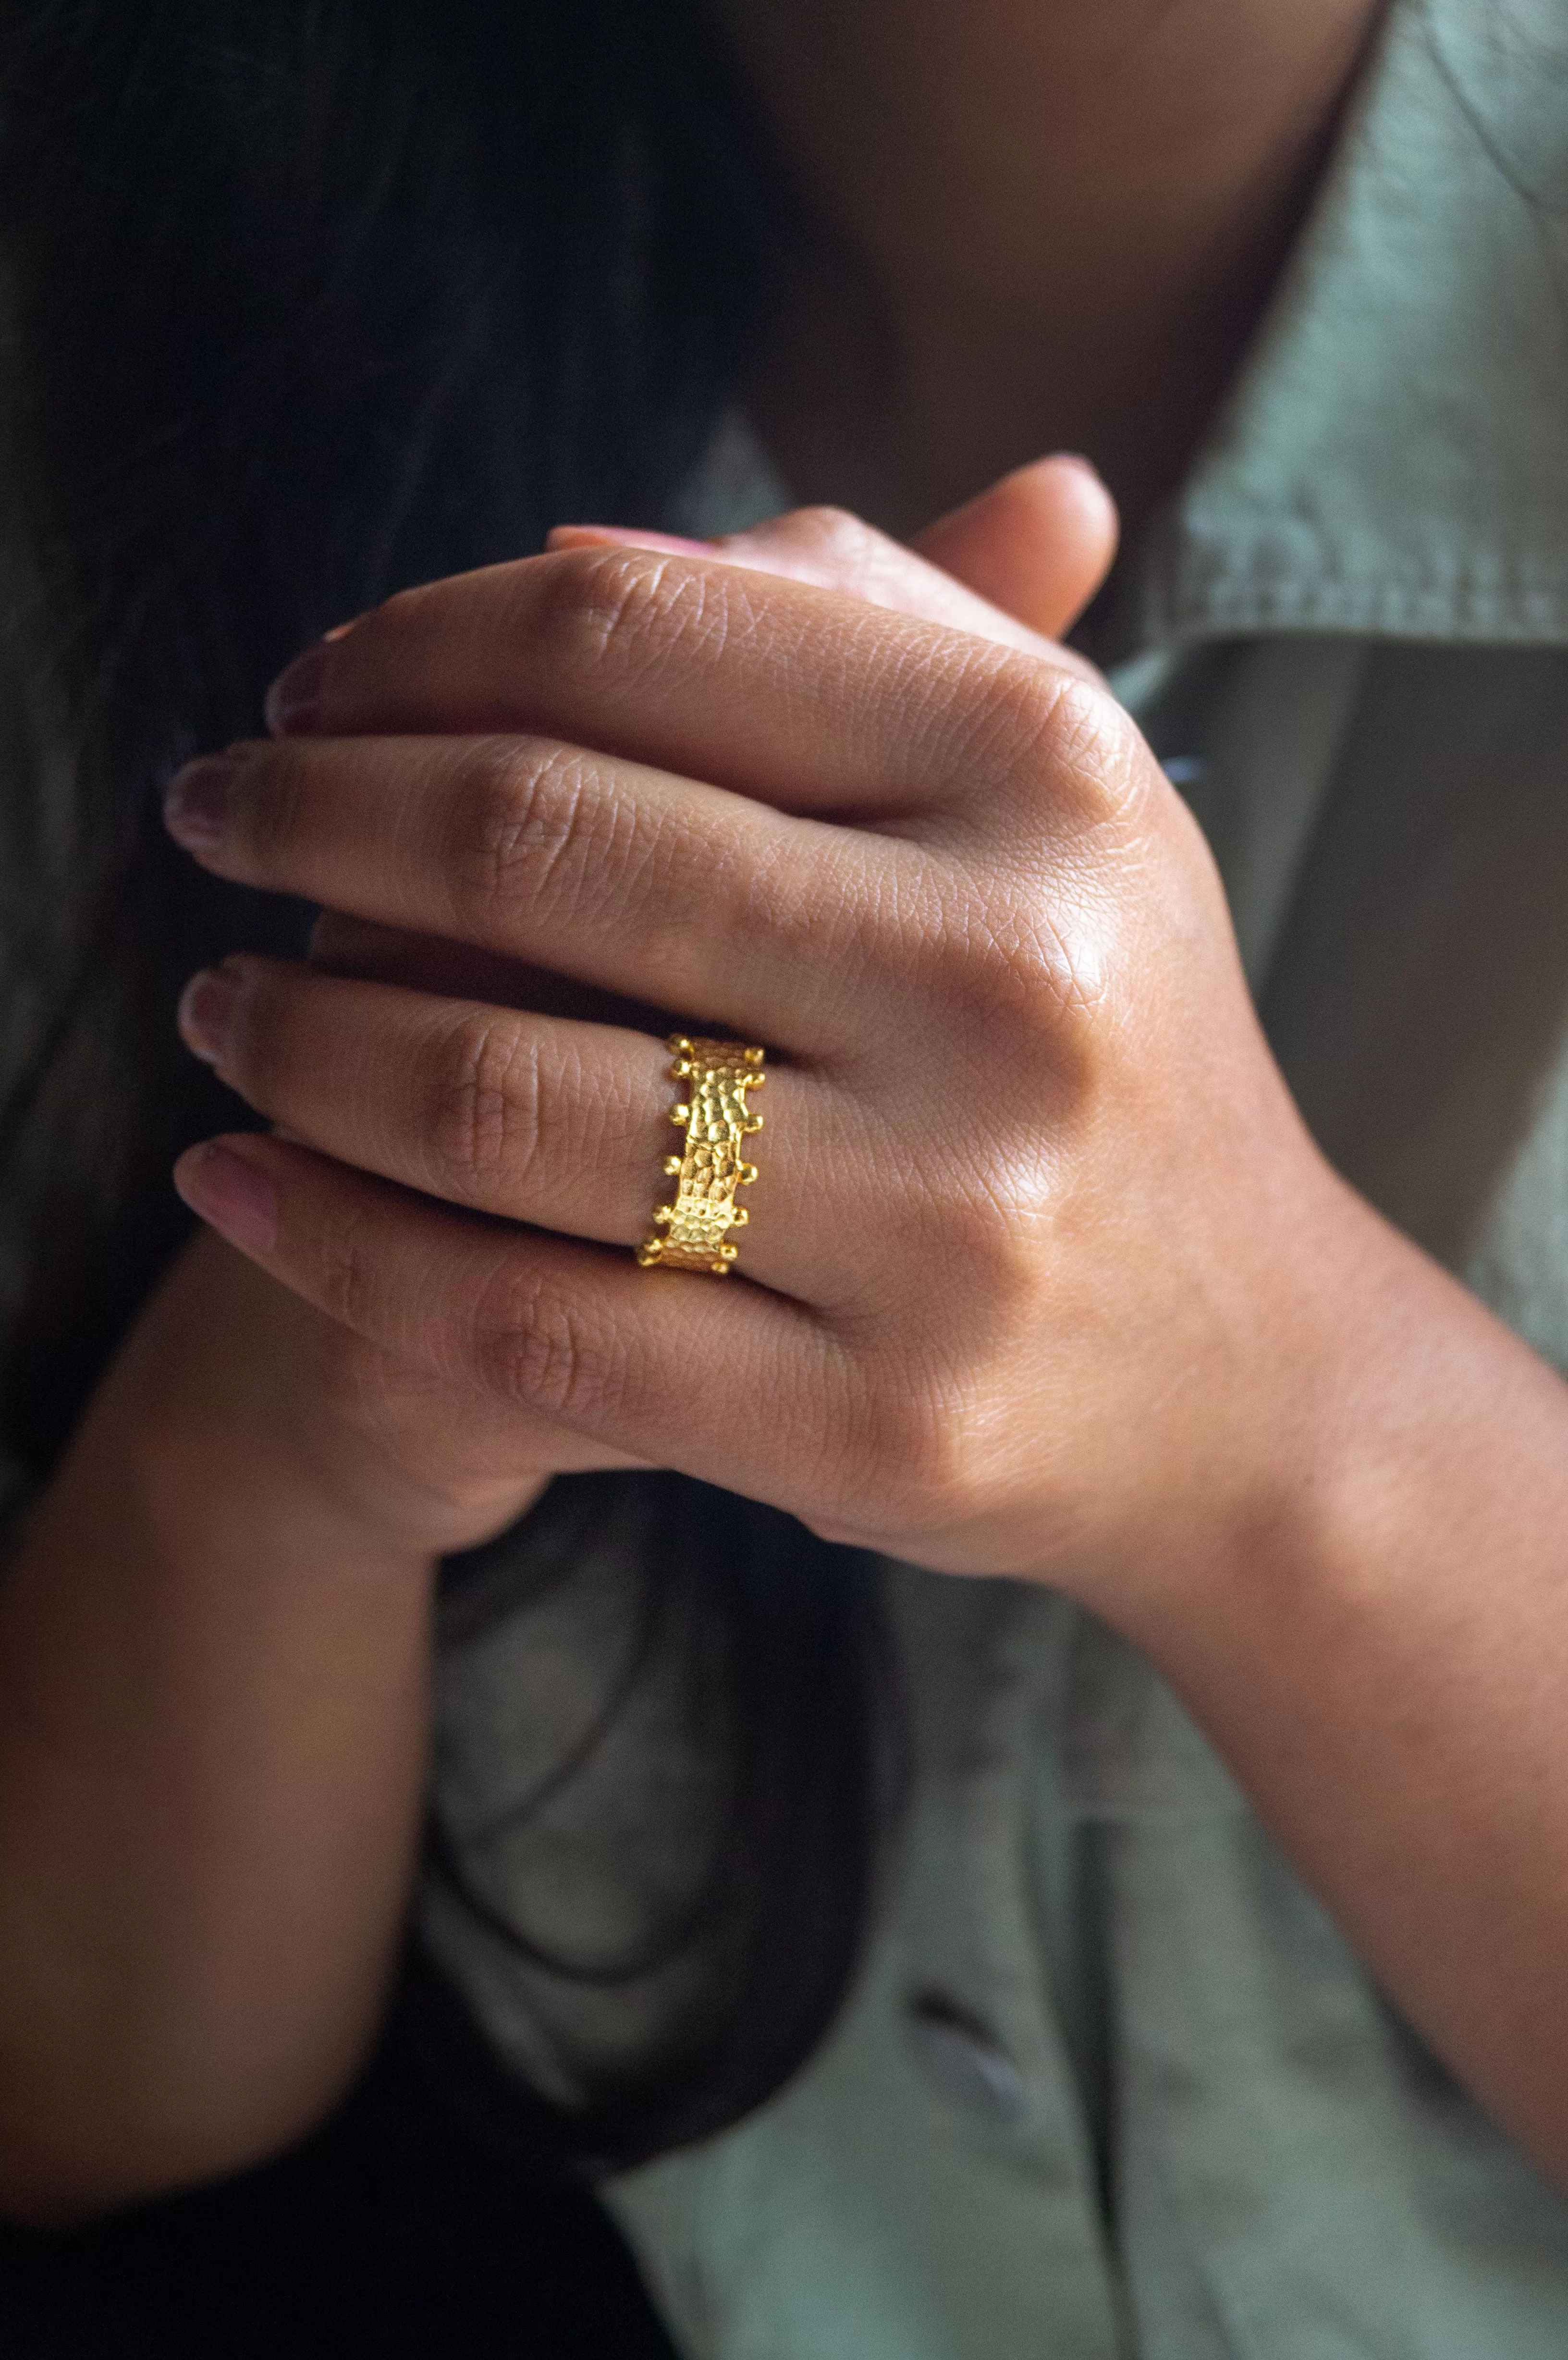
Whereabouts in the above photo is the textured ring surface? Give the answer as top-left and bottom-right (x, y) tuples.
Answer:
(637, 1034), (766, 1276)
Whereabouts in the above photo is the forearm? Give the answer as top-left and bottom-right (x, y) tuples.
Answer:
(1115, 1182), (1568, 2185)
(0, 1257), (443, 2222)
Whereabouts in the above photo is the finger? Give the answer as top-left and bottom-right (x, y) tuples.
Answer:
(165, 731), (935, 1049)
(258, 544), (1101, 832)
(546, 506), (1104, 679)
(172, 1133), (849, 1505)
(179, 956), (837, 1299)
(913, 455), (1119, 640)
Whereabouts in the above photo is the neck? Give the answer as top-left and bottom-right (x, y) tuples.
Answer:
(704, 0), (1384, 537)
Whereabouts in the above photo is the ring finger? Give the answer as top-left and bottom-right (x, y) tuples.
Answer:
(178, 955), (863, 1303)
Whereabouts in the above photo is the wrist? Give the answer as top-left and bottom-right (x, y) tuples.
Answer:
(1063, 1167), (1418, 1642)
(1095, 1169), (1548, 1669)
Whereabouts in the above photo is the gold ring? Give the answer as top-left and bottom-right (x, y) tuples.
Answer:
(637, 1034), (765, 1276)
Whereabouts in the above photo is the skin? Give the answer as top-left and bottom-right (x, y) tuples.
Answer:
(702, 0), (1384, 532)
(11, 0), (1568, 2237)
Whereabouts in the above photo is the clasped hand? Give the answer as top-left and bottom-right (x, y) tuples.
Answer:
(163, 467), (1347, 1608)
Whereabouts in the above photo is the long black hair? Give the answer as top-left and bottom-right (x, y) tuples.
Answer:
(0, 0), (892, 2174)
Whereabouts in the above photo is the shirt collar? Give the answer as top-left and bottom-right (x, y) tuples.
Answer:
(1129, 0), (1568, 653)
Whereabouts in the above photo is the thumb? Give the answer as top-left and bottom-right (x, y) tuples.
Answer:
(913, 455), (1119, 639)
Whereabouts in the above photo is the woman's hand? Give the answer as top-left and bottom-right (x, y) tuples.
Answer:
(163, 468), (1343, 1604)
(137, 460), (1118, 1562)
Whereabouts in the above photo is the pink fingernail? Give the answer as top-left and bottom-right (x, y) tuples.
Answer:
(176, 966), (241, 1065)
(546, 525), (713, 555)
(164, 750), (241, 850)
(264, 639), (331, 735)
(173, 1142), (279, 1254)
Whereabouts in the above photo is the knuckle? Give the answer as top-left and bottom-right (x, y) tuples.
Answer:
(469, 1265), (626, 1427)
(443, 731), (717, 1009)
(845, 1362), (991, 1537)
(962, 658), (1147, 833)
(894, 855), (1111, 1058)
(779, 504), (882, 569)
(899, 696), (1144, 1045)
(973, 888), (1117, 1045)
(421, 1009), (542, 1189)
(817, 1218), (1053, 1543)
(445, 736), (605, 925)
(530, 543), (733, 689)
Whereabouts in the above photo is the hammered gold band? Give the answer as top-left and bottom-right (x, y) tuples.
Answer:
(637, 1034), (766, 1276)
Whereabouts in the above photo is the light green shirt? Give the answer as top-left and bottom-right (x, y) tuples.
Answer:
(429, 1), (1568, 2348)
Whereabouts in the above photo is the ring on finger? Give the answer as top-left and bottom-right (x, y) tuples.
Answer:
(637, 1034), (766, 1277)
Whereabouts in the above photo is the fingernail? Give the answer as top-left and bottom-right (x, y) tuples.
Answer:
(546, 525), (712, 554)
(177, 965), (241, 1066)
(264, 638), (331, 735)
(173, 1141), (279, 1254)
(164, 751), (240, 850)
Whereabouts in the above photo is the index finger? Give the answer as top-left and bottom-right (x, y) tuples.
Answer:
(546, 510), (1106, 676)
(264, 545), (1102, 827)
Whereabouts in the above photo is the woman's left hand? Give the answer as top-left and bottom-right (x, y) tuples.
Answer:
(164, 503), (1358, 1611)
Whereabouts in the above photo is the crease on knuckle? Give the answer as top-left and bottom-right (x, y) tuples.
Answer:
(882, 855), (1106, 1066)
(961, 884), (1115, 1042)
(448, 737), (600, 928)
(841, 1360), (985, 1539)
(936, 654), (1138, 839)
(534, 545), (739, 693)
(470, 1267), (623, 1426)
(774, 504), (882, 573)
(424, 1010), (541, 1189)
(1004, 666), (1149, 833)
(450, 729), (720, 1005)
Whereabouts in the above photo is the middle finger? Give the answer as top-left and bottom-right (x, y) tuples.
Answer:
(166, 730), (923, 1055)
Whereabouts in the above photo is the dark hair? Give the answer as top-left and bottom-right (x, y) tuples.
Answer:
(0, 0), (892, 2173)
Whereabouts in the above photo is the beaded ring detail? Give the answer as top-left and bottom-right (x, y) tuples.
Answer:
(636, 1034), (765, 1276)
